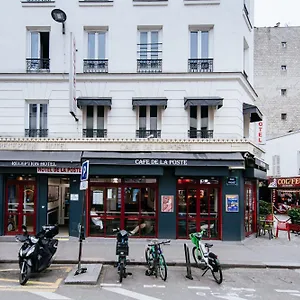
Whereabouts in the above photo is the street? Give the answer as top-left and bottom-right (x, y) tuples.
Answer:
(1, 264), (300, 299)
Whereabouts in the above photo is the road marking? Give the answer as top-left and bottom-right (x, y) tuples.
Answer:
(144, 284), (165, 288)
(275, 289), (300, 293)
(0, 269), (19, 272)
(188, 286), (211, 290)
(290, 294), (300, 297)
(0, 278), (55, 285)
(29, 291), (71, 299)
(100, 283), (122, 287)
(49, 266), (73, 272)
(196, 292), (206, 296)
(231, 288), (256, 292)
(102, 287), (162, 300)
(214, 296), (248, 300)
(0, 286), (56, 291)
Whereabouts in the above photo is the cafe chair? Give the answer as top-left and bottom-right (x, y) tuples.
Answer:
(274, 216), (291, 241)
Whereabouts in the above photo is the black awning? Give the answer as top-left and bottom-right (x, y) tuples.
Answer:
(184, 97), (223, 109)
(132, 98), (168, 109)
(77, 97), (112, 109)
(243, 103), (263, 122)
(0, 151), (82, 167)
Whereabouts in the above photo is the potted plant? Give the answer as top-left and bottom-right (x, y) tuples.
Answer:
(287, 207), (300, 225)
(259, 200), (272, 217)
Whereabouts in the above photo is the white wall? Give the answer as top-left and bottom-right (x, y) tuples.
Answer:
(265, 132), (300, 177)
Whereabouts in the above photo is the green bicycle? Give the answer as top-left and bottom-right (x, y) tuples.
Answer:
(189, 230), (223, 284)
(145, 240), (170, 281)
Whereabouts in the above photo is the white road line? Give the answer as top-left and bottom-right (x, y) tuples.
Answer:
(290, 294), (300, 297)
(29, 292), (71, 300)
(102, 287), (162, 300)
(275, 289), (300, 293)
(187, 286), (211, 290)
(214, 296), (248, 300)
(231, 288), (256, 292)
(100, 283), (122, 287)
(144, 284), (166, 288)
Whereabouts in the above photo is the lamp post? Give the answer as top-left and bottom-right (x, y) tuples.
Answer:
(51, 9), (67, 34)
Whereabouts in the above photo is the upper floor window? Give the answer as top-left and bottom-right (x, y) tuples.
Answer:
(281, 41), (287, 48)
(137, 106), (161, 138)
(188, 29), (213, 72)
(84, 30), (108, 73)
(189, 106), (212, 138)
(243, 38), (249, 78)
(281, 65), (287, 71)
(137, 29), (162, 73)
(272, 155), (281, 176)
(281, 89), (287, 96)
(243, 0), (252, 29)
(27, 31), (50, 73)
(25, 102), (48, 137)
(83, 106), (107, 138)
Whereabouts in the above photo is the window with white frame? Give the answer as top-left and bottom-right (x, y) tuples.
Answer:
(137, 106), (161, 138)
(84, 31), (108, 73)
(137, 30), (162, 73)
(84, 106), (107, 138)
(189, 106), (212, 138)
(243, 38), (249, 77)
(189, 29), (213, 72)
(272, 155), (281, 176)
(27, 31), (50, 72)
(26, 102), (48, 137)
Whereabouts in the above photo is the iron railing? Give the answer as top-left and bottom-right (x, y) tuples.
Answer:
(137, 59), (162, 73)
(188, 58), (213, 73)
(26, 58), (50, 72)
(25, 129), (48, 137)
(83, 129), (107, 138)
(136, 130), (161, 138)
(188, 129), (213, 139)
(83, 59), (108, 73)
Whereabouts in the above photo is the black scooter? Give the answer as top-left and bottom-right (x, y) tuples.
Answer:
(15, 224), (59, 285)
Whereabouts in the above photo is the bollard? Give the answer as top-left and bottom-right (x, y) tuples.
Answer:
(184, 243), (193, 280)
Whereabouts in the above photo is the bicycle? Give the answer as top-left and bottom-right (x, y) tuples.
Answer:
(145, 239), (170, 281)
(189, 230), (223, 284)
(113, 228), (132, 283)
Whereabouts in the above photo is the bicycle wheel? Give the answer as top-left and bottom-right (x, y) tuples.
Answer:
(211, 264), (223, 284)
(159, 255), (167, 281)
(192, 246), (202, 266)
(145, 247), (152, 267)
(119, 263), (124, 283)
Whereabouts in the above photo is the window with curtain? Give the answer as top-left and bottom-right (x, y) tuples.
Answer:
(139, 31), (160, 59)
(88, 32), (106, 59)
(190, 31), (209, 58)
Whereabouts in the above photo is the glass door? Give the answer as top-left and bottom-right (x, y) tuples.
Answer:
(6, 182), (36, 235)
(245, 182), (256, 236)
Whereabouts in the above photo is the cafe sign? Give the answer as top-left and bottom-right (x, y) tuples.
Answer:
(134, 159), (188, 166)
(37, 167), (81, 174)
(268, 177), (300, 188)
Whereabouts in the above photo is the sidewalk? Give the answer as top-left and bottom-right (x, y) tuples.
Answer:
(1, 229), (300, 269)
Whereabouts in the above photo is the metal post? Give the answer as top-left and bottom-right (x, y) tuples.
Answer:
(184, 243), (193, 280)
(74, 189), (87, 276)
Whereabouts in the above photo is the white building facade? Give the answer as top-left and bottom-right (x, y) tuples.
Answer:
(0, 0), (266, 241)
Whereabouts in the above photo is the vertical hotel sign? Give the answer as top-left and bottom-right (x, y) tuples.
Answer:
(257, 117), (266, 145)
(69, 32), (77, 120)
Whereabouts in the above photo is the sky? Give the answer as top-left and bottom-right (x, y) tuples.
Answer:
(254, 0), (300, 27)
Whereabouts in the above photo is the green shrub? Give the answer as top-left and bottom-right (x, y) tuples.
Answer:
(259, 200), (272, 216)
(287, 208), (300, 224)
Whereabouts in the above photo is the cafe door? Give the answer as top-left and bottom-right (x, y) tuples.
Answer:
(177, 186), (220, 239)
(245, 181), (257, 237)
(5, 181), (36, 235)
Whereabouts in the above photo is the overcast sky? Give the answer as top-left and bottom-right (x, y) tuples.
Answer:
(254, 0), (300, 27)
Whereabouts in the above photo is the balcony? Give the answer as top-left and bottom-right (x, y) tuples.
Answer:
(188, 129), (213, 139)
(25, 129), (48, 137)
(83, 59), (108, 73)
(188, 58), (213, 73)
(137, 59), (162, 73)
(136, 130), (161, 138)
(83, 129), (107, 138)
(26, 58), (50, 73)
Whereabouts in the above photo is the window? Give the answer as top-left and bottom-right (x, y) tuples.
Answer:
(137, 30), (162, 73)
(243, 38), (249, 77)
(188, 30), (213, 72)
(282, 42), (287, 48)
(27, 31), (50, 72)
(281, 113), (287, 120)
(243, 0), (252, 29)
(84, 31), (108, 73)
(272, 155), (281, 176)
(281, 89), (287, 96)
(281, 65), (287, 71)
(26, 103), (48, 137)
(83, 106), (107, 137)
(189, 106), (212, 138)
(136, 106), (161, 138)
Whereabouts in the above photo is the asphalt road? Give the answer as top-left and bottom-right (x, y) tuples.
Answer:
(1, 264), (300, 300)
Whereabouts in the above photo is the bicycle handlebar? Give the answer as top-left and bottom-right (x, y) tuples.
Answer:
(148, 240), (170, 247)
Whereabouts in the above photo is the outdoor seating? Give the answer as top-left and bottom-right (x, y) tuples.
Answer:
(256, 214), (274, 239)
(274, 216), (291, 241)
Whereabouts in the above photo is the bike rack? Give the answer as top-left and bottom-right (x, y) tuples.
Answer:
(184, 243), (193, 280)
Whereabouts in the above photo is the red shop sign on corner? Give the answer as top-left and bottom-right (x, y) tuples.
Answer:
(268, 177), (300, 188)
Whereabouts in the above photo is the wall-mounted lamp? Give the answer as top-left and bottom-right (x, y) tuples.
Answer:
(51, 9), (67, 34)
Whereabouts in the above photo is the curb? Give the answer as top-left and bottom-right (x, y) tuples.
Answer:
(1, 259), (300, 270)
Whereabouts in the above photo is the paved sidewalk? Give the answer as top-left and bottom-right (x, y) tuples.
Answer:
(1, 228), (300, 269)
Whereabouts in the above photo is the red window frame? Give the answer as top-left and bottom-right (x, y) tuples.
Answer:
(244, 181), (257, 237)
(87, 180), (158, 238)
(176, 181), (222, 240)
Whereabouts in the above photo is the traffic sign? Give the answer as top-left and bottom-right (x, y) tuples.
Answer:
(80, 181), (88, 190)
(80, 160), (89, 181)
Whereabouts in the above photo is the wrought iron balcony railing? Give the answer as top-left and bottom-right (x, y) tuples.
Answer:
(188, 129), (213, 139)
(26, 58), (50, 72)
(188, 58), (213, 73)
(83, 59), (108, 73)
(25, 129), (48, 137)
(23, 0), (53, 2)
(83, 129), (107, 138)
(136, 130), (161, 138)
(137, 59), (162, 73)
